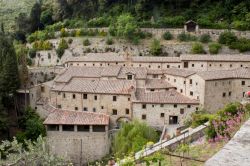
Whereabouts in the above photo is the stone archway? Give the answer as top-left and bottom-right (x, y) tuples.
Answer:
(116, 116), (131, 129)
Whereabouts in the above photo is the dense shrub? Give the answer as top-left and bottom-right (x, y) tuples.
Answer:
(32, 40), (52, 50)
(177, 32), (197, 42)
(232, 21), (249, 31)
(209, 42), (222, 54)
(157, 16), (185, 28)
(150, 39), (162, 56)
(60, 28), (68, 37)
(229, 38), (250, 52)
(163, 31), (173, 40)
(191, 113), (215, 128)
(27, 31), (55, 43)
(112, 120), (159, 158)
(191, 42), (205, 54)
(87, 17), (111, 27)
(28, 48), (37, 58)
(200, 34), (211, 43)
(106, 37), (113, 45)
(218, 31), (237, 45)
(56, 47), (64, 59)
(58, 38), (68, 49)
(83, 39), (91, 46)
(68, 38), (73, 44)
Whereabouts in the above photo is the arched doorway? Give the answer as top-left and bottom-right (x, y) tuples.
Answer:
(116, 117), (131, 129)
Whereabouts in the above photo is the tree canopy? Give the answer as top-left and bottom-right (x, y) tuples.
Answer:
(112, 120), (159, 158)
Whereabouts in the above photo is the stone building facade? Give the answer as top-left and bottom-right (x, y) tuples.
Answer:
(44, 110), (110, 165)
(63, 53), (250, 71)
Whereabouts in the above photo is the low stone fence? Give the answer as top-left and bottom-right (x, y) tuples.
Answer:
(134, 122), (209, 160)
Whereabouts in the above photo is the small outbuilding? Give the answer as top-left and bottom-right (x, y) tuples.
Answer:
(184, 20), (199, 32)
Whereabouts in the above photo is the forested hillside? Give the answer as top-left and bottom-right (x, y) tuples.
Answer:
(47, 0), (250, 30)
(1, 0), (250, 33)
(0, 0), (36, 31)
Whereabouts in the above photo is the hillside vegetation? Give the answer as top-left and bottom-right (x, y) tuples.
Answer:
(0, 0), (36, 31)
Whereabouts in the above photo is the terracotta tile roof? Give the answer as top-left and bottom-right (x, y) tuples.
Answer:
(146, 79), (175, 89)
(181, 55), (250, 62)
(131, 56), (180, 63)
(55, 66), (121, 82)
(65, 53), (125, 62)
(117, 67), (148, 79)
(164, 68), (196, 77)
(134, 89), (199, 104)
(147, 69), (165, 75)
(43, 109), (109, 125)
(53, 78), (136, 95)
(197, 67), (250, 80)
(65, 53), (180, 63)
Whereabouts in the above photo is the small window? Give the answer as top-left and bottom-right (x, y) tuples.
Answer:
(160, 113), (165, 117)
(128, 98), (130, 101)
(201, 64), (203, 67)
(180, 89), (183, 93)
(101, 106), (104, 109)
(174, 79), (176, 82)
(47, 125), (59, 131)
(93, 125), (106, 132)
(72, 94), (76, 99)
(243, 92), (245, 97)
(153, 75), (158, 78)
(230, 64), (232, 67)
(127, 75), (133, 80)
(178, 65), (180, 68)
(94, 95), (97, 100)
(167, 65), (170, 68)
(180, 109), (184, 114)
(149, 65), (151, 68)
(125, 109), (129, 114)
(152, 104), (155, 108)
(174, 104), (177, 108)
(229, 92), (232, 96)
(223, 92), (226, 97)
(209, 64), (212, 67)
(83, 107), (88, 111)
(150, 89), (155, 92)
(241, 64), (243, 67)
(242, 81), (245, 85)
(160, 104), (164, 107)
(187, 105), (191, 108)
(112, 109), (117, 115)
(62, 125), (74, 131)
(142, 104), (146, 109)
(189, 79), (192, 84)
(190, 91), (193, 96)
(77, 125), (90, 132)
(83, 94), (87, 99)
(192, 64), (194, 67)
(93, 108), (96, 112)
(57, 105), (61, 109)
(215, 82), (217, 86)
(142, 114), (146, 120)
(184, 81), (186, 84)
(63, 93), (66, 98)
(58, 92), (61, 95)
(75, 107), (78, 111)
(113, 96), (117, 101)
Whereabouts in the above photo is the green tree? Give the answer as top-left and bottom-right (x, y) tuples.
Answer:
(29, 2), (42, 33)
(41, 9), (53, 26)
(150, 39), (162, 56)
(17, 107), (46, 142)
(112, 13), (139, 41)
(0, 136), (71, 165)
(112, 120), (159, 158)
(191, 42), (206, 54)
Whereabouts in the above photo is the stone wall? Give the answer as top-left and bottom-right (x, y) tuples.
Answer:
(47, 129), (110, 165)
(50, 91), (132, 127)
(132, 102), (199, 130)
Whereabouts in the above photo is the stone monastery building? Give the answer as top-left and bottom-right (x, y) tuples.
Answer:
(30, 53), (250, 164)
